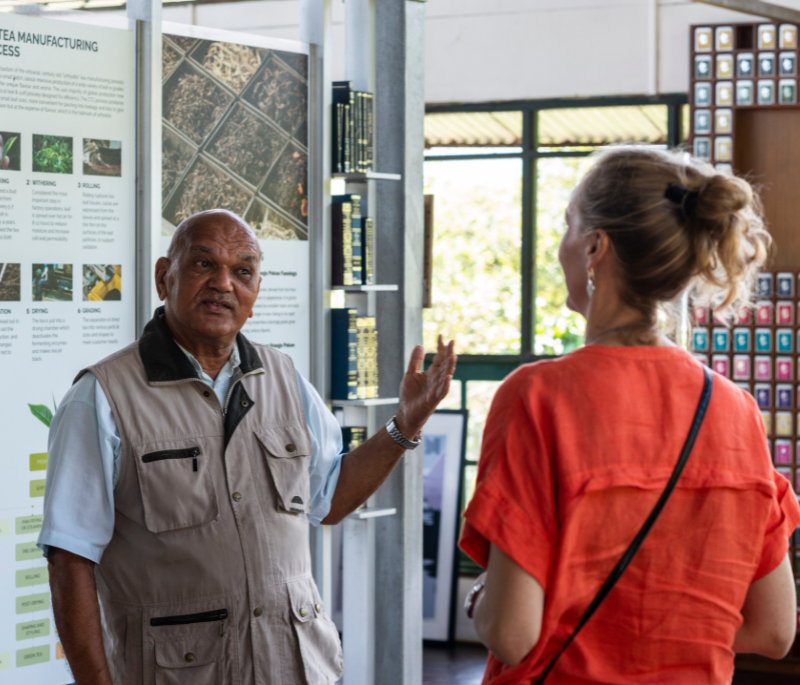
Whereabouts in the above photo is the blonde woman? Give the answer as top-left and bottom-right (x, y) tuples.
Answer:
(461, 147), (800, 684)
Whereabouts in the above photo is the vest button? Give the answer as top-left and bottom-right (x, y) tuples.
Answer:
(241, 400), (249, 407)
(299, 608), (308, 617)
(286, 443), (296, 452)
(203, 391), (210, 397)
(254, 606), (263, 617)
(315, 603), (321, 613)
(184, 653), (195, 663)
(232, 492), (242, 502)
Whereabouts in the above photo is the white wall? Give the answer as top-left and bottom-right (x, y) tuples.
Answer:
(109, 0), (800, 103)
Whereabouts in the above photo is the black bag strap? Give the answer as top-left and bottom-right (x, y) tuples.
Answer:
(533, 364), (713, 685)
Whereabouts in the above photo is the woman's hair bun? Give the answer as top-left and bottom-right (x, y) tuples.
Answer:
(693, 173), (752, 238)
(574, 147), (771, 319)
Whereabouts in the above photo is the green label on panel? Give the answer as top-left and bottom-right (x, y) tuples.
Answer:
(29, 480), (45, 498)
(0, 652), (9, 670)
(16, 619), (49, 640)
(29, 453), (47, 471)
(15, 593), (50, 614)
(15, 542), (42, 561)
(15, 567), (48, 588)
(0, 519), (8, 537)
(15, 515), (43, 534)
(16, 645), (49, 667)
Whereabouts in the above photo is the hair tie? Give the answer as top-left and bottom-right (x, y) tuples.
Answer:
(665, 183), (700, 222)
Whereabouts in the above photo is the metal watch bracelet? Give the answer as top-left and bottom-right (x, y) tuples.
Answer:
(385, 415), (422, 450)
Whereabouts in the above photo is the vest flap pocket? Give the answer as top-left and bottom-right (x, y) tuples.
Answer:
(154, 637), (222, 668)
(286, 579), (343, 684)
(132, 440), (219, 534)
(255, 429), (311, 515)
(254, 426), (312, 459)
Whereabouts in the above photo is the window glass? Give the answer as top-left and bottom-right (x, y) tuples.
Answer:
(437, 379), (462, 410)
(423, 157), (522, 354)
(534, 156), (593, 354)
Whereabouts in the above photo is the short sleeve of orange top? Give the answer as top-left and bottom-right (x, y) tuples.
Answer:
(460, 346), (800, 685)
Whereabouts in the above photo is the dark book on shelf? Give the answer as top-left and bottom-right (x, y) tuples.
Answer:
(332, 103), (343, 173)
(333, 194), (362, 285)
(332, 200), (354, 286)
(333, 81), (355, 173)
(341, 426), (367, 453)
(357, 91), (366, 172)
(331, 308), (358, 401)
(364, 93), (373, 172)
(332, 81), (373, 174)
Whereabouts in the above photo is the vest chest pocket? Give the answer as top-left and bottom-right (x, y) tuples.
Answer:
(133, 443), (219, 534)
(254, 429), (312, 515)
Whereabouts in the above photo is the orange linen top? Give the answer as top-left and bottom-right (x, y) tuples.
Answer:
(460, 345), (800, 685)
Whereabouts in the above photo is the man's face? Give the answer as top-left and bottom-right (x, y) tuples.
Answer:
(157, 216), (261, 345)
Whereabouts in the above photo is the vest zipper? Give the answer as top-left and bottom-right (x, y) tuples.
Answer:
(150, 608), (228, 627)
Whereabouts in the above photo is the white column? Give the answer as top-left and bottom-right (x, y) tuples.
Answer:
(127, 0), (162, 335)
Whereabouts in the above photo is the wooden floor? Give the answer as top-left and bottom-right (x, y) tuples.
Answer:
(423, 643), (487, 684)
(421, 644), (800, 685)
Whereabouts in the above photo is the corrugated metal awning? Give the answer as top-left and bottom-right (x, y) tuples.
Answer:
(425, 105), (669, 148)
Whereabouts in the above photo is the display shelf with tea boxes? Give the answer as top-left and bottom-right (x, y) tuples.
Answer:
(691, 271), (800, 496)
(691, 271), (800, 620)
(690, 22), (799, 172)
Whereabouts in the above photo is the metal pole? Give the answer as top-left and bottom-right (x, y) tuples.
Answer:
(300, 0), (335, 611)
(521, 110), (536, 355)
(128, 0), (162, 337)
(373, 0), (426, 683)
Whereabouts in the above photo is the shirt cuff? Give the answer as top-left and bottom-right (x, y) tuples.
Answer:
(37, 530), (106, 565)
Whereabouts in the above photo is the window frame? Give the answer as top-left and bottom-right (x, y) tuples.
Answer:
(424, 93), (688, 381)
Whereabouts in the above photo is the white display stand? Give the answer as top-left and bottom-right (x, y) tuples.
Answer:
(0, 7), (136, 682)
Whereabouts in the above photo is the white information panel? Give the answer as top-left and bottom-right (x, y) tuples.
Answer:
(0, 11), (135, 682)
(161, 24), (311, 377)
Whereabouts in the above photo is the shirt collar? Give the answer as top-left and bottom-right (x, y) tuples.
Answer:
(137, 306), (263, 384)
(175, 341), (240, 384)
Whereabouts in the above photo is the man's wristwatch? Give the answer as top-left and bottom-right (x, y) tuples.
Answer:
(464, 580), (486, 619)
(385, 416), (422, 450)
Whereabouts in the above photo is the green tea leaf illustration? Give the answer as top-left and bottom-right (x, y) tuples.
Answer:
(28, 404), (53, 428)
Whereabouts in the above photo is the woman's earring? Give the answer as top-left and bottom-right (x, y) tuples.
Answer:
(586, 269), (596, 299)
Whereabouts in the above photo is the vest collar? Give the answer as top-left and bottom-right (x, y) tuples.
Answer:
(139, 306), (264, 384)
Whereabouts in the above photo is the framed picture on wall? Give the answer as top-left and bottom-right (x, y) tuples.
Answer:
(422, 409), (468, 643)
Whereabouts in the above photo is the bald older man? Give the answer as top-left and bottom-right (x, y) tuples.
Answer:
(38, 210), (456, 685)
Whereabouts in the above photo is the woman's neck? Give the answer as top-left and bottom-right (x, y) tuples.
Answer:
(584, 296), (671, 348)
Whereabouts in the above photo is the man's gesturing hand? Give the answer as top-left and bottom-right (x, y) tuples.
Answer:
(395, 335), (457, 438)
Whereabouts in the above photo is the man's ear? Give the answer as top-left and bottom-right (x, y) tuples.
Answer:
(154, 257), (171, 301)
(249, 276), (262, 319)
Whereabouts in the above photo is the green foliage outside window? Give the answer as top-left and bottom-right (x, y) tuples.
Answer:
(534, 156), (593, 354)
(423, 158), (522, 355)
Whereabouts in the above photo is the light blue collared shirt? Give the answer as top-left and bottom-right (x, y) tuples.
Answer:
(38, 346), (343, 563)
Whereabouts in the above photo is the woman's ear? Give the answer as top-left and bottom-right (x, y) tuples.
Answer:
(586, 229), (611, 271)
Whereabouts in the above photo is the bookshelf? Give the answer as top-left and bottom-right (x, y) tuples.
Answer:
(689, 21), (800, 669)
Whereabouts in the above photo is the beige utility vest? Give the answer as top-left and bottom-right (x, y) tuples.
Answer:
(79, 308), (343, 685)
